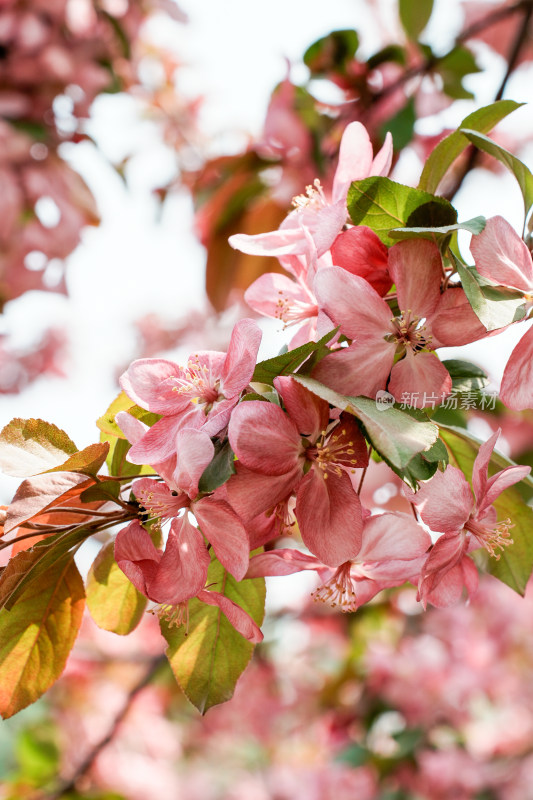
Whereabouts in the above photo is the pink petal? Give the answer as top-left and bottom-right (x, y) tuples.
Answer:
(115, 520), (161, 597)
(471, 428), (500, 505)
(332, 121), (373, 204)
(119, 358), (183, 415)
(151, 516), (211, 605)
(274, 375), (329, 441)
(221, 318), (262, 399)
(331, 226), (391, 296)
(417, 530), (470, 608)
(193, 496), (250, 581)
(228, 400), (304, 476)
(388, 239), (442, 317)
(127, 415), (181, 464)
(423, 556), (478, 609)
(296, 469), (362, 567)
(197, 590), (263, 643)
(312, 338), (395, 398)
(479, 464), (531, 517)
(371, 131), (393, 177)
(314, 266), (393, 340)
(430, 287), (493, 346)
(226, 463), (302, 522)
(407, 466), (473, 534)
(174, 428), (214, 499)
(388, 351), (452, 407)
(244, 272), (315, 321)
(471, 215), (533, 292)
(246, 548), (321, 577)
(228, 226), (308, 257)
(500, 325), (533, 411)
(358, 511), (431, 562)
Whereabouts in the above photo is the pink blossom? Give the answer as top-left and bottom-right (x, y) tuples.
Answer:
(119, 318), (261, 465)
(407, 429), (530, 607)
(312, 239), (454, 404)
(229, 121), (392, 262)
(227, 376), (368, 567)
(470, 215), (533, 410)
(115, 520), (262, 643)
(246, 511), (431, 612)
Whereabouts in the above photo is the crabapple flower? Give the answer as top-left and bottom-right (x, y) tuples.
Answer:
(246, 512), (431, 612)
(229, 121), (392, 262)
(313, 239), (453, 404)
(227, 376), (368, 567)
(119, 318), (261, 465)
(115, 520), (262, 643)
(407, 429), (531, 607)
(471, 215), (533, 410)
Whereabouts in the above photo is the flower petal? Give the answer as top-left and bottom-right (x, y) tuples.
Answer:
(358, 511), (431, 562)
(389, 351), (451, 407)
(388, 239), (442, 317)
(197, 590), (263, 643)
(407, 466), (473, 534)
(296, 469), (362, 567)
(229, 400), (303, 476)
(174, 428), (214, 499)
(221, 318), (262, 399)
(246, 548), (321, 577)
(120, 358), (183, 415)
(500, 324), (533, 411)
(193, 496), (250, 581)
(274, 375), (329, 441)
(332, 121), (373, 204)
(471, 215), (533, 292)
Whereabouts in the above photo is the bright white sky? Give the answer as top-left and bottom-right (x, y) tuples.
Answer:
(1, 0), (532, 503)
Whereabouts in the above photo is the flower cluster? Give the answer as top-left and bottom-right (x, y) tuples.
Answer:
(108, 121), (531, 642)
(1, 111), (532, 718)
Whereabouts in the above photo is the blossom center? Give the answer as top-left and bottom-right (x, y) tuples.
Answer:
(135, 484), (188, 521)
(312, 562), (358, 612)
(275, 290), (318, 328)
(386, 310), (431, 355)
(306, 427), (360, 479)
(465, 516), (514, 559)
(150, 601), (190, 631)
(172, 356), (222, 410)
(291, 178), (327, 211)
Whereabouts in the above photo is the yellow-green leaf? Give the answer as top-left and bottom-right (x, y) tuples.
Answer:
(86, 542), (147, 635)
(0, 555), (85, 719)
(162, 553), (265, 713)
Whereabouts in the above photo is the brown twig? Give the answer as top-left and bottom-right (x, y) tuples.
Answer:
(43, 654), (167, 800)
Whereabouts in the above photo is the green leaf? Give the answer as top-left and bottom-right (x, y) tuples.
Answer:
(418, 100), (523, 194)
(162, 553), (265, 713)
(303, 29), (359, 75)
(252, 329), (337, 386)
(0, 419), (77, 478)
(442, 359), (488, 392)
(399, 0), (433, 39)
(436, 45), (481, 100)
(460, 129), (533, 219)
(347, 177), (456, 245)
(0, 526), (94, 611)
(293, 375), (439, 469)
(198, 440), (236, 494)
(0, 555), (85, 718)
(440, 426), (533, 594)
(395, 436), (449, 490)
(86, 542), (146, 635)
(389, 216), (486, 243)
(380, 97), (416, 151)
(454, 255), (526, 331)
